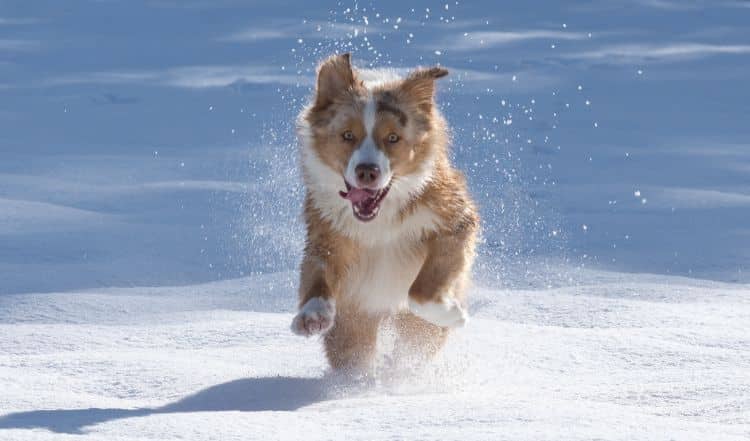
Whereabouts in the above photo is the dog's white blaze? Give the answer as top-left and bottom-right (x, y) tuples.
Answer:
(343, 95), (392, 189)
(363, 94), (377, 133)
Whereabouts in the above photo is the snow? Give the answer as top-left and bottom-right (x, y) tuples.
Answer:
(2, 0), (750, 439)
(1, 271), (749, 440)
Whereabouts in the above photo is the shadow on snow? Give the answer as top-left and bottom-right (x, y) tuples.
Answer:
(0, 376), (330, 434)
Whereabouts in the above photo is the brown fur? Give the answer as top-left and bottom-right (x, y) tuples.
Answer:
(324, 302), (381, 371)
(295, 53), (478, 371)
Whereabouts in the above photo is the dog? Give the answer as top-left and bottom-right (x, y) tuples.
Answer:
(292, 53), (478, 372)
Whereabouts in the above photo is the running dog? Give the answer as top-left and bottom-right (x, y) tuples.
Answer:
(292, 53), (478, 372)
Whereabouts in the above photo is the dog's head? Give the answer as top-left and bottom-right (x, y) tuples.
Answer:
(299, 53), (448, 223)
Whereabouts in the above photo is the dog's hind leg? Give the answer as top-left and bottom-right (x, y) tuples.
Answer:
(392, 312), (449, 364)
(324, 303), (381, 374)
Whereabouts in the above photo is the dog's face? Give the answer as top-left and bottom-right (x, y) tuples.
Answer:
(302, 53), (447, 222)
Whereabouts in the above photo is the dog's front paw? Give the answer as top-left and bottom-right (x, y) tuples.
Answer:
(408, 297), (467, 328)
(291, 297), (336, 337)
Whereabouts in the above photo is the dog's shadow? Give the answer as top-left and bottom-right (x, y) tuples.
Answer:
(0, 376), (331, 434)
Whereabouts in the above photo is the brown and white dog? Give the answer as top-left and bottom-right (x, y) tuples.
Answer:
(292, 53), (478, 372)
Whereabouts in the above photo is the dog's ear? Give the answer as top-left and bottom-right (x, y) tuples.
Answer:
(398, 66), (448, 113)
(314, 53), (356, 109)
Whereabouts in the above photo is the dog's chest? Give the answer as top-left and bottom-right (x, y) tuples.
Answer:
(342, 241), (426, 314)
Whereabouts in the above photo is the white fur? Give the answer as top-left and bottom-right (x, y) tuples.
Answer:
(408, 297), (467, 328)
(291, 297), (336, 337)
(342, 240), (425, 314)
(363, 93), (377, 132)
(388, 153), (437, 207)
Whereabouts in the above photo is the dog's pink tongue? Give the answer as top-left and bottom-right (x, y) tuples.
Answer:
(339, 187), (372, 204)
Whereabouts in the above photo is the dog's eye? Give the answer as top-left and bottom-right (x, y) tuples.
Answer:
(342, 131), (355, 141)
(387, 133), (400, 143)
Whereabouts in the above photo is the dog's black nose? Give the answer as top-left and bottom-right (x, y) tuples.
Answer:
(355, 163), (380, 187)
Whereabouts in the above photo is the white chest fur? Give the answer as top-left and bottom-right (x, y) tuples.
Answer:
(342, 240), (426, 314)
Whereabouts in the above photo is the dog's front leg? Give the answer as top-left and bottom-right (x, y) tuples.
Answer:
(291, 255), (337, 337)
(408, 226), (476, 328)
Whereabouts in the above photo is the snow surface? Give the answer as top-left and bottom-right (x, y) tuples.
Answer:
(2, 0), (750, 440)
(1, 271), (749, 440)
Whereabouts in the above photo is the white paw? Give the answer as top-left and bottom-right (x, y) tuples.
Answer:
(291, 297), (336, 337)
(408, 297), (468, 328)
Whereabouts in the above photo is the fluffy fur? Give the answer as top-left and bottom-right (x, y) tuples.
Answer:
(292, 53), (478, 372)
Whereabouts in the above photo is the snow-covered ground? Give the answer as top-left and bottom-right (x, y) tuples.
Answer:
(2, 1), (750, 440)
(1, 271), (749, 440)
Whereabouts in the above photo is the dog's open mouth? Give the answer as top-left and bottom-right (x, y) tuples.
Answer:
(339, 181), (391, 222)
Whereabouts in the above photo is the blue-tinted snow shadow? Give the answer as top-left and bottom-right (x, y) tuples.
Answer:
(0, 376), (330, 434)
